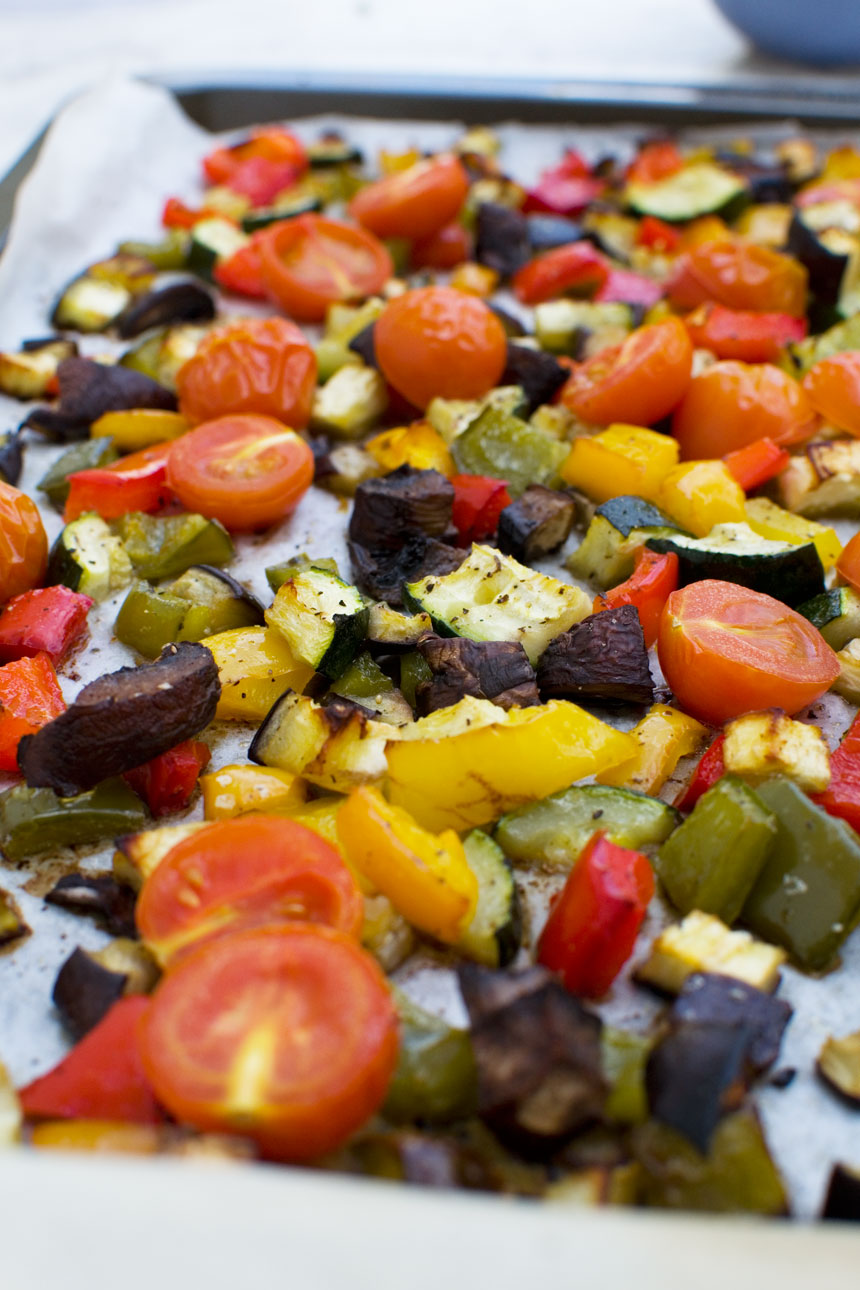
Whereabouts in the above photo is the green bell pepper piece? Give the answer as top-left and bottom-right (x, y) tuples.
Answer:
(331, 652), (393, 703)
(655, 775), (776, 924)
(115, 512), (234, 581)
(37, 438), (119, 507)
(602, 1027), (653, 1126)
(384, 990), (477, 1125)
(742, 776), (860, 971)
(116, 567), (262, 658)
(451, 404), (568, 497)
(114, 583), (189, 657)
(398, 651), (433, 710)
(0, 780), (148, 861)
(117, 231), (189, 271)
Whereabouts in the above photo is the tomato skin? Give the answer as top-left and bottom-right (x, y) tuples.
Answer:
(213, 239), (268, 299)
(202, 127), (307, 190)
(803, 352), (860, 437)
(0, 481), (48, 606)
(349, 154), (468, 241)
(666, 239), (808, 317)
(374, 286), (508, 409)
(258, 215), (393, 322)
(657, 580), (840, 725)
(672, 361), (818, 460)
(176, 316), (316, 428)
(628, 141), (684, 185)
(561, 317), (693, 427)
(636, 215), (682, 253)
(167, 414), (314, 532)
(512, 241), (609, 305)
(139, 924), (398, 1161)
(410, 220), (472, 271)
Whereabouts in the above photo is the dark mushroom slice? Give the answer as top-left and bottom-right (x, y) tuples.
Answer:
(45, 872), (137, 938)
(646, 1021), (751, 1155)
(348, 466), (455, 551)
(536, 603), (653, 705)
(346, 322), (378, 369)
(818, 1030), (860, 1106)
(497, 484), (576, 564)
(457, 963), (607, 1157)
(0, 887), (28, 946)
(18, 641), (220, 797)
(475, 202), (531, 277)
(23, 356), (177, 441)
(348, 534), (465, 608)
(822, 1163), (860, 1221)
(671, 972), (793, 1075)
(500, 344), (569, 415)
(415, 635), (539, 714)
(114, 280), (216, 339)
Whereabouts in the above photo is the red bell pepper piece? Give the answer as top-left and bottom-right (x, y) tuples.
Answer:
(450, 475), (512, 544)
(124, 739), (211, 818)
(513, 241), (610, 305)
(675, 733), (727, 812)
(627, 141), (684, 185)
(812, 711), (860, 832)
(162, 196), (229, 230)
(537, 833), (655, 998)
(684, 303), (807, 363)
(723, 437), (791, 492)
(202, 127), (308, 188)
(593, 547), (679, 648)
(214, 237), (268, 299)
(522, 150), (605, 216)
(636, 215), (682, 254)
(223, 157), (301, 207)
(64, 442), (174, 523)
(0, 652), (65, 773)
(18, 997), (163, 1124)
(0, 586), (93, 665)
(595, 268), (664, 309)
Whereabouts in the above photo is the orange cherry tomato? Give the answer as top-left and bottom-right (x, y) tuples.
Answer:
(657, 580), (840, 725)
(257, 214), (393, 322)
(374, 285), (508, 409)
(176, 316), (316, 428)
(560, 317), (692, 427)
(0, 481), (48, 606)
(139, 924), (399, 1161)
(671, 361), (818, 460)
(803, 352), (860, 437)
(349, 154), (469, 241)
(166, 414), (314, 531)
(136, 815), (363, 964)
(203, 127), (308, 186)
(627, 141), (684, 185)
(666, 238), (808, 317)
(410, 220), (473, 270)
(836, 531), (860, 592)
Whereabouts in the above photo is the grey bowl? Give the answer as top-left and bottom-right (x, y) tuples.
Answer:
(712, 0), (860, 66)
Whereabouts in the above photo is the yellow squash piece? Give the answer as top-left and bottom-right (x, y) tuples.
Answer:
(597, 703), (707, 795)
(723, 711), (831, 794)
(206, 626), (314, 721)
(0, 1061), (21, 1146)
(338, 786), (478, 943)
(658, 460), (746, 536)
(201, 763), (307, 820)
(636, 910), (787, 994)
(386, 696), (636, 833)
(365, 422), (455, 476)
(561, 423), (679, 504)
(744, 496), (841, 571)
(90, 410), (190, 450)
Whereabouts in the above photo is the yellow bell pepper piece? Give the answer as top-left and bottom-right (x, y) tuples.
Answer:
(337, 786), (478, 943)
(30, 1120), (164, 1156)
(448, 263), (499, 297)
(561, 423), (679, 504)
(680, 216), (730, 249)
(744, 496), (841, 571)
(386, 696), (636, 833)
(205, 626), (314, 721)
(658, 460), (746, 536)
(201, 763), (307, 820)
(365, 421), (455, 476)
(90, 410), (190, 449)
(597, 703), (707, 795)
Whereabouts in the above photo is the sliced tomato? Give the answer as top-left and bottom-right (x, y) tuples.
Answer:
(512, 241), (609, 305)
(136, 814), (364, 964)
(722, 437), (791, 492)
(593, 547), (679, 648)
(258, 215), (393, 322)
(349, 154), (468, 241)
(561, 317), (692, 426)
(63, 442), (174, 523)
(138, 924), (398, 1160)
(202, 127), (308, 189)
(684, 303), (807, 363)
(167, 414), (313, 531)
(803, 351), (860, 437)
(672, 361), (817, 460)
(657, 580), (840, 725)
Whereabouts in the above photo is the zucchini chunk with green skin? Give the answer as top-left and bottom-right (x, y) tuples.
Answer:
(722, 710), (830, 794)
(625, 161), (748, 223)
(451, 404), (567, 498)
(265, 568), (369, 679)
(797, 585), (860, 650)
(742, 776), (860, 972)
(310, 364), (388, 439)
(17, 642), (220, 798)
(38, 437), (119, 507)
(0, 780), (148, 862)
(635, 911), (787, 996)
(415, 635), (538, 714)
(494, 782), (679, 871)
(45, 872), (136, 938)
(241, 194), (323, 233)
(266, 554), (340, 595)
(455, 830), (522, 969)
(534, 300), (634, 359)
(116, 512), (234, 581)
(349, 465), (455, 551)
(114, 280), (215, 339)
(566, 495), (687, 589)
(24, 357), (177, 442)
(404, 544), (590, 666)
(366, 602), (433, 649)
(115, 566), (264, 658)
(822, 1163), (860, 1221)
(187, 216), (249, 279)
(45, 513), (133, 602)
(786, 207), (857, 313)
(779, 439), (860, 517)
(497, 485), (576, 564)
(0, 888), (27, 946)
(536, 603), (653, 705)
(0, 337), (77, 401)
(119, 323), (209, 392)
(383, 990), (477, 1125)
(646, 1021), (750, 1154)
(646, 523), (825, 608)
(671, 974), (792, 1075)
(51, 275), (132, 333)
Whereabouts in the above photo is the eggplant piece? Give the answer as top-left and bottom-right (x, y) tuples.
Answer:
(786, 209), (854, 309)
(818, 1030), (860, 1106)
(458, 963), (607, 1155)
(645, 1021), (750, 1154)
(671, 973), (792, 1075)
(497, 484), (576, 564)
(487, 304), (526, 338)
(536, 603), (653, 705)
(475, 202), (531, 277)
(0, 431), (23, 488)
(415, 635), (538, 714)
(24, 357), (177, 441)
(526, 214), (583, 252)
(0, 887), (27, 946)
(18, 641), (219, 797)
(44, 872), (137, 938)
(348, 466), (455, 551)
(346, 321), (378, 368)
(52, 946), (128, 1039)
(349, 535), (465, 608)
(822, 1163), (860, 1221)
(500, 344), (569, 415)
(115, 280), (216, 339)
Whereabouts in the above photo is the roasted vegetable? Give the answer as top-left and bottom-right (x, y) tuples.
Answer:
(456, 829), (522, 969)
(52, 946), (133, 1039)
(115, 280), (215, 339)
(25, 357), (176, 441)
(0, 780), (148, 861)
(818, 1030), (860, 1105)
(115, 566), (264, 658)
(499, 343), (569, 414)
(348, 465), (455, 550)
(115, 511), (234, 581)
(536, 604), (653, 705)
(567, 495), (686, 589)
(451, 402), (567, 498)
(646, 1022), (749, 1153)
(0, 337), (77, 401)
(821, 1164), (860, 1221)
(350, 534), (466, 608)
(647, 523), (825, 608)
(671, 973), (792, 1075)
(475, 202), (531, 277)
(722, 710), (830, 793)
(383, 991), (477, 1125)
(415, 635), (538, 713)
(779, 439), (860, 518)
(45, 872), (136, 938)
(496, 485), (576, 564)
(265, 568), (369, 679)
(636, 911), (787, 995)
(0, 887), (28, 946)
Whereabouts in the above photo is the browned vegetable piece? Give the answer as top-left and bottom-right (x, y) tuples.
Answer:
(415, 635), (538, 714)
(818, 1030), (860, 1106)
(497, 484), (576, 564)
(500, 345), (569, 415)
(475, 202), (531, 278)
(115, 281), (215, 339)
(536, 603), (653, 705)
(335, 1130), (494, 1190)
(822, 1163), (860, 1221)
(346, 322), (378, 368)
(671, 972), (793, 1075)
(23, 356), (177, 441)
(52, 946), (129, 1039)
(349, 535), (465, 608)
(646, 1022), (750, 1154)
(18, 641), (219, 796)
(348, 466), (455, 551)
(458, 963), (607, 1156)
(44, 872), (137, 938)
(0, 887), (27, 946)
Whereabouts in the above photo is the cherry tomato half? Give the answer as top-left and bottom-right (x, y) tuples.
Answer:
(374, 285), (508, 409)
(257, 214), (393, 322)
(349, 154), (469, 241)
(803, 352), (860, 437)
(672, 361), (818, 460)
(666, 239), (808, 317)
(166, 414), (314, 531)
(0, 481), (48, 606)
(561, 317), (693, 427)
(657, 580), (840, 725)
(139, 924), (398, 1161)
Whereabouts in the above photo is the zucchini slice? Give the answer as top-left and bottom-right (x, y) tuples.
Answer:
(45, 513), (133, 601)
(51, 276), (132, 333)
(0, 339), (77, 401)
(187, 217), (250, 280)
(367, 602), (433, 648)
(309, 364), (388, 439)
(534, 300), (634, 358)
(625, 161), (748, 223)
(779, 439), (860, 517)
(646, 522), (825, 607)
(566, 495), (687, 589)
(798, 586), (860, 650)
(248, 690), (395, 793)
(454, 830), (522, 969)
(265, 568), (369, 679)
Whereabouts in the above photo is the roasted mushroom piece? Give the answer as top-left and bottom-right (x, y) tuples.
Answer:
(670, 972), (793, 1075)
(475, 202), (531, 277)
(497, 484), (576, 563)
(416, 635), (539, 714)
(500, 344), (569, 415)
(349, 535), (465, 608)
(536, 603), (653, 705)
(45, 872), (137, 938)
(24, 356), (177, 441)
(348, 466), (456, 550)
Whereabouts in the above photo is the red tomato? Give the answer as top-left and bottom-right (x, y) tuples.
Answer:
(561, 317), (692, 426)
(672, 361), (818, 460)
(593, 547), (679, 648)
(657, 580), (840, 725)
(410, 221), (472, 271)
(167, 414), (313, 531)
(203, 127), (308, 188)
(162, 197), (225, 230)
(636, 216), (682, 253)
(0, 652), (65, 773)
(124, 739), (211, 819)
(627, 141), (684, 185)
(803, 352), (860, 437)
(666, 239), (808, 317)
(722, 437), (791, 492)
(63, 442), (173, 523)
(0, 481), (48, 605)
(349, 155), (468, 241)
(213, 239), (268, 299)
(138, 924), (398, 1160)
(136, 815), (364, 964)
(684, 304), (807, 363)
(258, 215), (393, 322)
(374, 286), (507, 409)
(176, 316), (316, 428)
(512, 241), (609, 305)
(837, 530), (860, 592)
